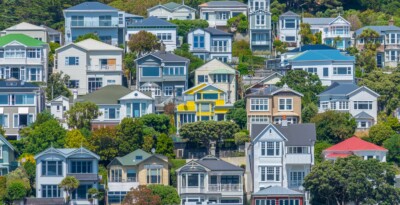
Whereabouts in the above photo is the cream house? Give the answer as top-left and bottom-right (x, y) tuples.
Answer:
(147, 2), (196, 20)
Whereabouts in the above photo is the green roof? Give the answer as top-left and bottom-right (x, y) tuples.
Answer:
(114, 149), (152, 166)
(209, 68), (236, 75)
(0, 34), (46, 47)
(78, 85), (132, 104)
(163, 2), (181, 10)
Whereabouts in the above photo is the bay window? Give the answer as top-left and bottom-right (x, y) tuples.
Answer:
(5, 49), (25, 58)
(338, 101), (349, 110)
(284, 19), (295, 28)
(42, 185), (61, 198)
(278, 98), (293, 111)
(142, 67), (159, 77)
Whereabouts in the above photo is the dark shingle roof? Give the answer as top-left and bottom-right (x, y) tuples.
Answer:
(246, 85), (280, 97)
(65, 2), (118, 11)
(280, 11), (300, 17)
(111, 149), (152, 166)
(40, 25), (61, 35)
(77, 85), (132, 104)
(68, 173), (99, 181)
(199, 1), (247, 7)
(303, 17), (335, 25)
(204, 27), (232, 36)
(130, 17), (177, 27)
(253, 186), (303, 196)
(355, 25), (400, 36)
(196, 156), (244, 171)
(250, 124), (268, 139)
(275, 124), (316, 146)
(318, 82), (359, 96)
(149, 51), (189, 62)
(288, 44), (335, 53)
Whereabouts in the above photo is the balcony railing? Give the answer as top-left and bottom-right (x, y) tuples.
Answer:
(71, 20), (119, 28)
(211, 46), (230, 52)
(208, 184), (242, 192)
(87, 65), (122, 71)
(180, 186), (205, 193)
(109, 178), (137, 183)
(251, 41), (270, 45)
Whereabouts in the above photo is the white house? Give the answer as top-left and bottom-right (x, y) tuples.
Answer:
(126, 17), (178, 52)
(54, 38), (123, 95)
(187, 27), (233, 62)
(303, 16), (352, 50)
(318, 82), (380, 130)
(147, 2), (196, 20)
(248, 0), (272, 51)
(1, 22), (48, 43)
(287, 49), (355, 86)
(35, 147), (100, 205)
(278, 11), (301, 49)
(176, 156), (244, 205)
(199, 1), (247, 27)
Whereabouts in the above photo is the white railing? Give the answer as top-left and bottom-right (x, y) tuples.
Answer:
(208, 184), (242, 192)
(211, 46), (230, 52)
(251, 41), (270, 45)
(180, 186), (205, 194)
(87, 65), (122, 71)
(71, 20), (119, 27)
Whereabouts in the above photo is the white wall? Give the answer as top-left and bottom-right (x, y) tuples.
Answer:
(148, 7), (195, 20)
(126, 28), (177, 52)
(349, 89), (379, 124)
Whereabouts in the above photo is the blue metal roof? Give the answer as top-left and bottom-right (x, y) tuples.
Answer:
(130, 17), (177, 27)
(288, 44), (335, 53)
(290, 49), (355, 61)
(355, 26), (400, 36)
(319, 82), (359, 96)
(65, 2), (118, 11)
(253, 186), (303, 196)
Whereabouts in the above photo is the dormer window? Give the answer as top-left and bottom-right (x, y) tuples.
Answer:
(135, 156), (143, 161)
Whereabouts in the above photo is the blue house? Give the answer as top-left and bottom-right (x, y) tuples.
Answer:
(0, 134), (17, 176)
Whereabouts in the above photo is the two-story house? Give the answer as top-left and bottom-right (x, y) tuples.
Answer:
(135, 51), (189, 112)
(127, 17), (178, 52)
(54, 38), (124, 95)
(0, 134), (18, 175)
(248, 123), (316, 204)
(287, 49), (355, 86)
(64, 2), (126, 46)
(0, 34), (49, 83)
(1, 22), (48, 43)
(199, 1), (247, 28)
(107, 149), (169, 205)
(323, 136), (387, 162)
(318, 82), (380, 130)
(246, 84), (303, 130)
(355, 25), (400, 68)
(49, 96), (71, 128)
(0, 78), (44, 140)
(248, 0), (272, 51)
(278, 11), (301, 49)
(35, 147), (100, 205)
(303, 16), (352, 50)
(147, 2), (196, 20)
(177, 155), (244, 205)
(187, 27), (233, 62)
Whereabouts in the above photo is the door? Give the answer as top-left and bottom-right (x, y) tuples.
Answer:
(377, 53), (383, 68)
(133, 103), (140, 118)
(11, 68), (19, 79)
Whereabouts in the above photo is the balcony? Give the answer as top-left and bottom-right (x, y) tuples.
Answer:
(208, 184), (242, 192)
(71, 20), (119, 28)
(211, 46), (230, 53)
(325, 33), (351, 38)
(180, 186), (206, 194)
(87, 65), (122, 71)
(285, 154), (312, 164)
(108, 178), (139, 192)
(251, 41), (270, 45)
(67, 173), (100, 182)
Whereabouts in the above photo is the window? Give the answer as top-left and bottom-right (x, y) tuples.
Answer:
(331, 102), (336, 110)
(127, 169), (137, 182)
(99, 15), (112, 26)
(323, 67), (329, 77)
(0, 49), (4, 58)
(156, 33), (172, 41)
(70, 161), (93, 173)
(147, 168), (161, 184)
(164, 86), (173, 96)
(339, 101), (349, 110)
(15, 94), (34, 105)
(256, 15), (265, 25)
(193, 35), (205, 48)
(199, 103), (210, 112)
(212, 40), (228, 52)
(0, 114), (8, 128)
(27, 49), (41, 58)
(197, 75), (208, 83)
(279, 199), (300, 205)
(68, 80), (79, 88)
(305, 67), (317, 75)
(261, 141), (280, 156)
(250, 115), (269, 123)
(354, 101), (372, 110)
(321, 102), (329, 110)
(30, 68), (40, 81)
(274, 117), (297, 125)
(42, 185), (61, 198)
(256, 199), (276, 205)
(216, 12), (229, 20)
(5, 49), (25, 58)
(0, 95), (8, 105)
(214, 74), (229, 83)
(389, 50), (397, 61)
(13, 114), (34, 128)
(289, 171), (305, 188)
(279, 98), (293, 111)
(285, 36), (295, 42)
(104, 108), (120, 119)
(142, 67), (159, 77)
(107, 79), (116, 85)
(287, 147), (309, 154)
(359, 121), (371, 128)
(333, 67), (351, 75)
(284, 19), (295, 28)
(71, 16), (84, 26)
(111, 169), (122, 182)
(179, 114), (195, 124)
(41, 161), (62, 176)
(88, 77), (102, 93)
(260, 166), (280, 182)
(163, 67), (185, 76)
(197, 93), (218, 100)
(72, 184), (91, 200)
(250, 98), (268, 111)
(65, 57), (79, 66)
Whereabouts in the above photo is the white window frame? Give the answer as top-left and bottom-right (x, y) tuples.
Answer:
(250, 115), (269, 123)
(354, 101), (373, 110)
(338, 101), (349, 110)
(260, 166), (280, 182)
(250, 98), (269, 111)
(321, 101), (329, 110)
(278, 98), (293, 111)
(333, 67), (352, 75)
(260, 141), (280, 156)
(0, 114), (8, 128)
(164, 86), (173, 96)
(65, 57), (79, 66)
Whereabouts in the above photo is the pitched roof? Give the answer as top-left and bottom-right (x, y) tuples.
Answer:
(65, 2), (118, 11)
(280, 11), (300, 17)
(40, 25), (61, 35)
(163, 2), (182, 10)
(0, 134), (15, 151)
(246, 84), (303, 97)
(0, 78), (39, 89)
(252, 186), (304, 196)
(112, 149), (152, 166)
(287, 44), (335, 53)
(318, 82), (359, 96)
(353, 111), (374, 119)
(4, 22), (45, 31)
(74, 38), (123, 51)
(289, 49), (355, 61)
(35, 147), (100, 159)
(204, 27), (232, 36)
(196, 58), (236, 74)
(303, 17), (335, 25)
(195, 156), (244, 171)
(0, 34), (46, 47)
(130, 17), (177, 27)
(199, 1), (247, 7)
(77, 85), (132, 104)
(324, 136), (387, 152)
(137, 51), (189, 62)
(355, 25), (400, 36)
(119, 90), (153, 100)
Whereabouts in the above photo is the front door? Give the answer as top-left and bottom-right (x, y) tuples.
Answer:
(11, 67), (19, 79)
(377, 52), (383, 68)
(132, 103), (140, 118)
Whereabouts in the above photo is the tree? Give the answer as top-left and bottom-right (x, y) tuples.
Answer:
(21, 160), (35, 196)
(314, 141), (332, 164)
(46, 72), (71, 101)
(156, 134), (175, 158)
(270, 0), (285, 22)
(74, 33), (100, 43)
(234, 131), (249, 146)
(59, 176), (79, 205)
(383, 134), (400, 164)
(368, 122), (396, 145)
(5, 181), (26, 204)
(147, 185), (180, 205)
(0, 176), (6, 204)
(356, 29), (381, 74)
(89, 127), (119, 163)
(169, 19), (208, 36)
(227, 13), (248, 33)
(65, 129), (89, 148)
(142, 135), (155, 153)
(124, 52), (136, 80)
(346, 14), (363, 31)
(128, 30), (160, 56)
(0, 125), (5, 136)
(273, 39), (288, 55)
(302, 103), (318, 123)
(122, 185), (161, 205)
(299, 23), (315, 45)
(88, 188), (103, 205)
(232, 40), (252, 57)
(66, 102), (101, 130)
(310, 111), (356, 143)
(6, 167), (30, 192)
(226, 108), (247, 129)
(116, 118), (144, 155)
(141, 114), (171, 134)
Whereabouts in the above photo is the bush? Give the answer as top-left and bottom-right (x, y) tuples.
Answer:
(170, 159), (186, 187)
(234, 132), (249, 146)
(5, 181), (26, 202)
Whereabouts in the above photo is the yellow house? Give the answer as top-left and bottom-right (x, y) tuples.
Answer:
(176, 83), (233, 129)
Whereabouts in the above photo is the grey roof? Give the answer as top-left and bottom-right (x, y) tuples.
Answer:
(0, 134), (15, 151)
(0, 78), (39, 89)
(246, 84), (303, 97)
(253, 186), (303, 196)
(318, 82), (359, 96)
(65, 2), (118, 11)
(130, 17), (177, 27)
(303, 17), (335, 25)
(35, 147), (100, 160)
(144, 51), (189, 62)
(68, 173), (99, 181)
(25, 198), (65, 205)
(280, 11), (300, 17)
(355, 25), (400, 36)
(40, 25), (61, 35)
(163, 2), (182, 10)
(125, 13), (143, 18)
(196, 156), (244, 171)
(251, 124), (269, 139)
(57, 148), (77, 155)
(354, 111), (374, 119)
(199, 1), (247, 7)
(288, 44), (335, 53)
(204, 27), (232, 36)
(275, 124), (316, 146)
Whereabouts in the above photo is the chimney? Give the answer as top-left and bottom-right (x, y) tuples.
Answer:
(282, 115), (288, 126)
(73, 89), (78, 100)
(389, 17), (394, 26)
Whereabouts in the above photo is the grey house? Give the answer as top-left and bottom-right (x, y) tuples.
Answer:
(135, 51), (189, 112)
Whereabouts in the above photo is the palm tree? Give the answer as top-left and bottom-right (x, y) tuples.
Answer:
(59, 176), (79, 205)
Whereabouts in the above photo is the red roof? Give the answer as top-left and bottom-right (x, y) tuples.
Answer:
(324, 136), (387, 152)
(326, 153), (352, 158)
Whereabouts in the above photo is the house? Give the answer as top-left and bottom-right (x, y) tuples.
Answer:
(147, 2), (196, 20)
(278, 11), (301, 48)
(355, 25), (400, 68)
(252, 186), (305, 205)
(322, 136), (387, 162)
(246, 84), (303, 130)
(318, 82), (380, 130)
(127, 17), (178, 52)
(63, 2), (126, 46)
(248, 123), (316, 203)
(0, 134), (18, 175)
(107, 149), (169, 205)
(187, 27), (233, 62)
(0, 78), (44, 140)
(0, 22), (48, 42)
(125, 13), (144, 27)
(244, 72), (283, 94)
(303, 16), (351, 50)
(280, 44), (336, 66)
(54, 38), (124, 95)
(49, 96), (71, 128)
(41, 25), (63, 45)
(199, 1), (248, 27)
(176, 155), (244, 205)
(248, 0), (272, 51)
(0, 34), (49, 83)
(287, 49), (355, 86)
(135, 51), (189, 112)
(35, 147), (100, 205)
